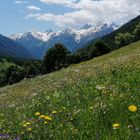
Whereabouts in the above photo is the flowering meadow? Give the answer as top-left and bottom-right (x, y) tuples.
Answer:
(0, 41), (140, 139)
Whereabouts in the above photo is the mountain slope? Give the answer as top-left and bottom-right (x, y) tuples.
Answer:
(10, 22), (116, 58)
(75, 15), (140, 59)
(0, 34), (36, 59)
(101, 15), (140, 48)
(0, 41), (140, 139)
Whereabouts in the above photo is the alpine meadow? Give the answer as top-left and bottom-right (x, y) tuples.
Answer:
(0, 0), (140, 140)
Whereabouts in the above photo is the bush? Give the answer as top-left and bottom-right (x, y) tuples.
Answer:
(115, 33), (134, 47)
(4, 65), (24, 85)
(133, 22), (140, 41)
(94, 40), (111, 55)
(43, 44), (71, 73)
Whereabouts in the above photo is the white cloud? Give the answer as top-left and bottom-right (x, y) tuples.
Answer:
(27, 0), (140, 28)
(15, 1), (22, 4)
(15, 0), (28, 4)
(39, 0), (77, 8)
(27, 6), (41, 11)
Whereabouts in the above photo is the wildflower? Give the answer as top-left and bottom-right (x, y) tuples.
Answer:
(27, 128), (32, 131)
(35, 112), (41, 116)
(23, 124), (27, 127)
(44, 121), (48, 125)
(90, 106), (93, 110)
(23, 121), (30, 127)
(21, 132), (24, 135)
(39, 115), (46, 119)
(95, 85), (105, 90)
(44, 116), (52, 121)
(128, 125), (134, 129)
(26, 122), (31, 125)
(128, 105), (138, 112)
(112, 123), (120, 129)
(52, 111), (58, 114)
(62, 107), (66, 110)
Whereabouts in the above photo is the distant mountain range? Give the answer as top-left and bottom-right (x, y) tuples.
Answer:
(0, 34), (35, 59)
(10, 22), (118, 59)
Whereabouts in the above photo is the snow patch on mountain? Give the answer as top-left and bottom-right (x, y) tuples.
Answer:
(10, 22), (119, 58)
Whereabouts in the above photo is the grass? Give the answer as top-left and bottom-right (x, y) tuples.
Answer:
(0, 41), (140, 139)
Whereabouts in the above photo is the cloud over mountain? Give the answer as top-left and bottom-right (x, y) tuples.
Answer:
(26, 0), (140, 28)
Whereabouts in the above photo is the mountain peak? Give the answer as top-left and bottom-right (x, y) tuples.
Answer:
(45, 29), (53, 33)
(80, 24), (93, 30)
(62, 27), (75, 34)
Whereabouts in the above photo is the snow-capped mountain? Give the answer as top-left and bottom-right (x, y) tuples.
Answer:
(10, 22), (118, 59)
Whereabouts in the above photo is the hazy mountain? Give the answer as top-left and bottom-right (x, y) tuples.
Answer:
(0, 34), (35, 59)
(10, 22), (118, 59)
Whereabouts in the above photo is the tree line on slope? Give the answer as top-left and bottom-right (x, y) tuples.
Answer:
(0, 41), (111, 87)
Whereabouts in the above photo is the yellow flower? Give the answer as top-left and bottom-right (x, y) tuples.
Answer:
(21, 132), (24, 135)
(26, 122), (31, 125)
(52, 111), (57, 114)
(23, 122), (30, 127)
(39, 115), (46, 119)
(44, 121), (48, 125)
(128, 105), (138, 112)
(35, 112), (41, 116)
(112, 123), (120, 129)
(23, 124), (27, 127)
(62, 107), (66, 110)
(90, 106), (93, 110)
(44, 116), (52, 121)
(27, 128), (32, 131)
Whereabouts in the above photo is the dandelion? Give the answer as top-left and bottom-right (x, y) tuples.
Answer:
(44, 116), (52, 121)
(21, 132), (24, 135)
(44, 121), (48, 125)
(26, 122), (31, 125)
(90, 106), (93, 110)
(23, 121), (30, 127)
(112, 123), (120, 129)
(35, 112), (41, 116)
(52, 111), (58, 114)
(23, 124), (27, 127)
(39, 115), (46, 119)
(62, 107), (66, 110)
(27, 128), (32, 131)
(128, 105), (138, 112)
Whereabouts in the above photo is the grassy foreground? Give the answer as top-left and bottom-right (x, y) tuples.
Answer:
(0, 41), (140, 140)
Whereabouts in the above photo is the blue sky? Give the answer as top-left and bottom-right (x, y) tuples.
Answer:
(0, 0), (140, 35)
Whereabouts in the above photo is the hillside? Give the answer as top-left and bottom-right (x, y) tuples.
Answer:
(102, 15), (140, 48)
(0, 41), (140, 139)
(0, 34), (36, 59)
(76, 15), (140, 60)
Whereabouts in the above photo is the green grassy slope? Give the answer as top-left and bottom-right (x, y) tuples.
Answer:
(0, 41), (140, 139)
